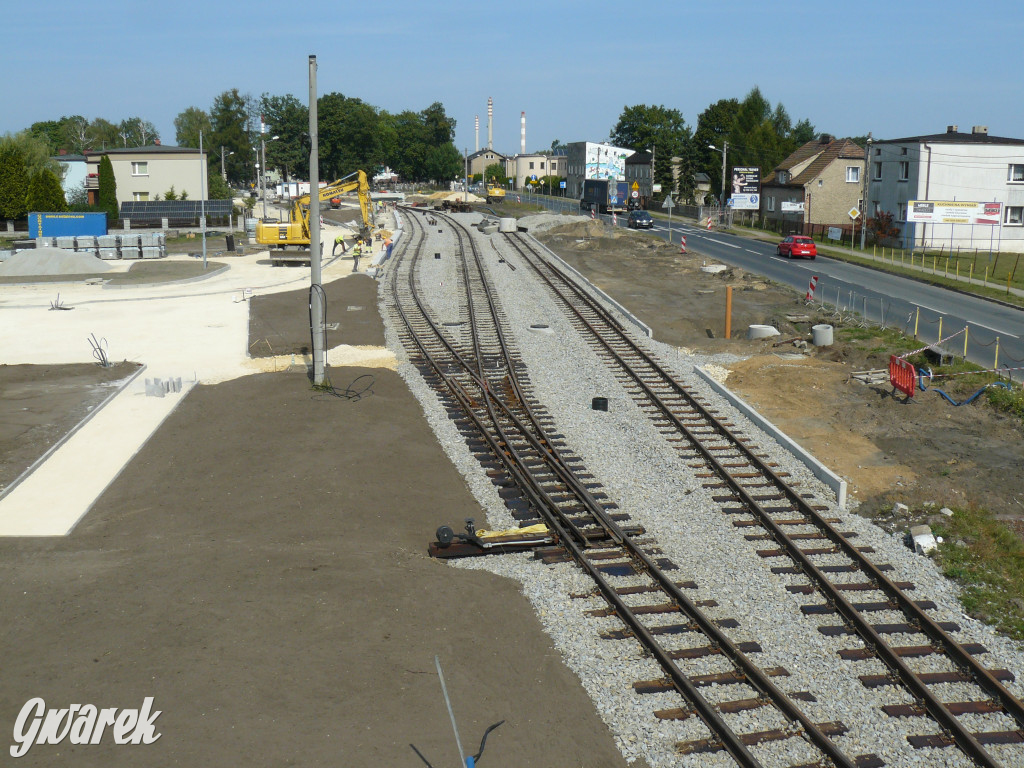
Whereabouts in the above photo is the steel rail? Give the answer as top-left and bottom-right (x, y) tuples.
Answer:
(506, 231), (1023, 767)
(415, 211), (861, 768)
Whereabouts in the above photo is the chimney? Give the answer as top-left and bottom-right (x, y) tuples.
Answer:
(475, 115), (479, 152)
(947, 125), (959, 133)
(972, 125), (989, 135)
(521, 112), (526, 155)
(487, 97), (493, 150)
(819, 133), (833, 144)
(154, 138), (161, 146)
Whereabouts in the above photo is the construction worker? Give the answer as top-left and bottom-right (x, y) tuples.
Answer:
(331, 234), (347, 257)
(352, 239), (363, 273)
(383, 235), (393, 262)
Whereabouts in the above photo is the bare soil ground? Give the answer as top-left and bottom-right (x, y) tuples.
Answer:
(537, 221), (1024, 537)
(0, 272), (629, 767)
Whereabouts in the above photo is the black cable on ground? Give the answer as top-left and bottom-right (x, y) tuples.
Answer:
(307, 283), (376, 401)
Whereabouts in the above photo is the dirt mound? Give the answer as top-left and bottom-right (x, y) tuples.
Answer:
(541, 219), (627, 239)
(0, 247), (114, 277)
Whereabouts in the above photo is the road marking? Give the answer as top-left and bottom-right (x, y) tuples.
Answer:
(770, 257), (788, 264)
(703, 238), (741, 249)
(970, 321), (1020, 339)
(915, 302), (945, 314)
(744, 248), (760, 254)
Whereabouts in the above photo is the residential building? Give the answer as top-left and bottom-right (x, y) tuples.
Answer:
(505, 153), (565, 192)
(468, 148), (509, 181)
(85, 143), (208, 205)
(564, 142), (634, 200)
(761, 136), (865, 231)
(55, 152), (88, 202)
(866, 125), (1024, 252)
(624, 151), (652, 209)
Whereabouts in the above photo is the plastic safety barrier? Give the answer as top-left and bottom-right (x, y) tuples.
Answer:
(889, 354), (916, 398)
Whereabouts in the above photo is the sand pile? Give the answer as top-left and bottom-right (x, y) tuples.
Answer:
(0, 248), (115, 277)
(519, 212), (589, 234)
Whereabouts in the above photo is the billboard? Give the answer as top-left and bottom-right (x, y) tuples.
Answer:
(729, 166), (760, 210)
(907, 200), (1002, 225)
(29, 212), (107, 238)
(583, 142), (633, 182)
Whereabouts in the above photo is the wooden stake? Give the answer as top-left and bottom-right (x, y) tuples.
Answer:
(725, 285), (733, 340)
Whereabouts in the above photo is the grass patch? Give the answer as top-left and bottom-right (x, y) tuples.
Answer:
(933, 507), (1024, 641)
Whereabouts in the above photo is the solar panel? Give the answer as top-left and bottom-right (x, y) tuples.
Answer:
(119, 200), (234, 219)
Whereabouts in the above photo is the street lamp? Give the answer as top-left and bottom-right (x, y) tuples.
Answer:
(220, 147), (234, 182)
(708, 142), (728, 209)
(260, 134), (279, 220)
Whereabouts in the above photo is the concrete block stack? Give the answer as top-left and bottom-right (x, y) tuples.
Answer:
(75, 236), (98, 256)
(120, 234), (142, 260)
(98, 234), (120, 260)
(56, 236), (76, 249)
(140, 232), (166, 259)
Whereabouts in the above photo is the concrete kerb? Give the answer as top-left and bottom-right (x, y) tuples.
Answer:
(101, 262), (231, 289)
(692, 366), (849, 510)
(523, 233), (654, 338)
(0, 363), (147, 504)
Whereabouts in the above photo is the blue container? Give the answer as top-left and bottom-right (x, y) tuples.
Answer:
(28, 212), (107, 239)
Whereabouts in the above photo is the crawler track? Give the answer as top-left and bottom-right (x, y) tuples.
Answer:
(385, 208), (880, 767)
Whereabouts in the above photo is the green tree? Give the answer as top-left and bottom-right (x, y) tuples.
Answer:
(260, 93), (308, 182)
(0, 144), (30, 219)
(420, 101), (456, 146)
(483, 163), (506, 185)
(693, 98), (740, 201)
(210, 89), (255, 185)
(206, 169), (234, 200)
(319, 93), (384, 179)
(89, 118), (120, 150)
(610, 104), (692, 201)
(25, 168), (68, 212)
(97, 154), (118, 221)
(423, 143), (462, 184)
(164, 186), (179, 201)
(174, 106), (212, 148)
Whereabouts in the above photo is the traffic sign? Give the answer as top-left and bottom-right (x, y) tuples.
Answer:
(610, 195), (618, 205)
(531, 174), (537, 181)
(849, 207), (861, 219)
(631, 190), (639, 199)
(559, 180), (566, 188)
(662, 195), (675, 210)
(631, 181), (639, 191)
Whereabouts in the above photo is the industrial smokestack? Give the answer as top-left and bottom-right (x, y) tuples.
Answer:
(521, 112), (526, 154)
(475, 115), (479, 152)
(487, 97), (493, 150)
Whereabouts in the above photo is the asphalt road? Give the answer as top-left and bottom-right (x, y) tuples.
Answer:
(531, 196), (1024, 379)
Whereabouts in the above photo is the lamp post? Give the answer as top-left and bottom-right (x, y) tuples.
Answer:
(220, 147), (234, 182)
(860, 134), (872, 250)
(260, 134), (279, 220)
(708, 141), (728, 208)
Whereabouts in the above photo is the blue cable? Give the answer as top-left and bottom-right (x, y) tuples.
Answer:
(917, 367), (1012, 406)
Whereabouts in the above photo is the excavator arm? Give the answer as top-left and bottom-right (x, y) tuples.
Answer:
(257, 170), (375, 250)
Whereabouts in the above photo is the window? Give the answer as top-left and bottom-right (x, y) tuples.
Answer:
(1005, 206), (1024, 225)
(528, 161), (534, 169)
(776, 171), (788, 184)
(132, 191), (149, 201)
(873, 162), (882, 180)
(818, 179), (823, 187)
(765, 196), (775, 211)
(900, 147), (908, 155)
(540, 161), (545, 170)
(131, 161), (148, 176)
(1008, 164), (1024, 183)
(898, 203), (908, 220)
(898, 161), (909, 181)
(846, 166), (860, 183)
(874, 148), (881, 156)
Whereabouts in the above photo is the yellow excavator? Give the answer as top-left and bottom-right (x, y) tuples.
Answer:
(256, 170), (374, 254)
(485, 180), (505, 205)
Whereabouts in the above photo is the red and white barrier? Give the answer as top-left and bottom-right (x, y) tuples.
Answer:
(680, 235), (687, 253)
(706, 217), (713, 230)
(612, 212), (617, 226)
(805, 275), (819, 301)
(590, 207), (595, 220)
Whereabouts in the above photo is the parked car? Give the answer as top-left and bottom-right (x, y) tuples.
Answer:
(627, 210), (654, 229)
(777, 235), (817, 259)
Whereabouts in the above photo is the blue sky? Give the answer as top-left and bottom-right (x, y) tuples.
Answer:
(4, 0), (1023, 154)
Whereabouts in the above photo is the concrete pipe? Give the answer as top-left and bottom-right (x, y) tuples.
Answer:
(812, 324), (834, 346)
(747, 324), (781, 340)
(498, 217), (517, 233)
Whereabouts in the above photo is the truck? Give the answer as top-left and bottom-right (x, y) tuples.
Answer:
(580, 179), (628, 214)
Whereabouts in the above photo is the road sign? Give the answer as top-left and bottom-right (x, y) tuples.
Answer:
(559, 180), (566, 188)
(610, 195), (618, 205)
(531, 174), (537, 181)
(631, 181), (639, 191)
(631, 190), (639, 199)
(662, 195), (675, 210)
(848, 207), (861, 219)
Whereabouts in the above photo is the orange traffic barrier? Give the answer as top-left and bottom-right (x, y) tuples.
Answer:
(889, 354), (916, 398)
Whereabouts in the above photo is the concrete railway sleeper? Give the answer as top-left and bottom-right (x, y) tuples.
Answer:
(501, 230), (1024, 767)
(384, 207), (873, 768)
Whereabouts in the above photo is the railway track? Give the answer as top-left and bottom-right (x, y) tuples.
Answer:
(381, 205), (1024, 767)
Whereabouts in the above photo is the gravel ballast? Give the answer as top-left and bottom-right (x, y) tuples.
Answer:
(380, 210), (1024, 768)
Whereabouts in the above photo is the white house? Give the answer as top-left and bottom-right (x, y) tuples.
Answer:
(505, 153), (565, 192)
(867, 126), (1024, 253)
(564, 142), (635, 199)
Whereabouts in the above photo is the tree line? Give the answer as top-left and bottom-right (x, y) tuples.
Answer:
(608, 87), (819, 205)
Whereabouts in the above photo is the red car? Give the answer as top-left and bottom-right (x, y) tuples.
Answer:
(777, 235), (817, 259)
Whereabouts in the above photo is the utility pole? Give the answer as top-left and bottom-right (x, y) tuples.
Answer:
(720, 140), (728, 209)
(308, 55), (325, 386)
(200, 130), (207, 270)
(860, 133), (872, 250)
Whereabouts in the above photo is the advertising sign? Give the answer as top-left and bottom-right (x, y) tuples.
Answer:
(730, 193), (759, 211)
(908, 200), (1003, 225)
(781, 201), (804, 213)
(731, 166), (760, 195)
(584, 143), (633, 182)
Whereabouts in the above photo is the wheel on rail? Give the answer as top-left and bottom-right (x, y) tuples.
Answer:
(435, 525), (455, 548)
